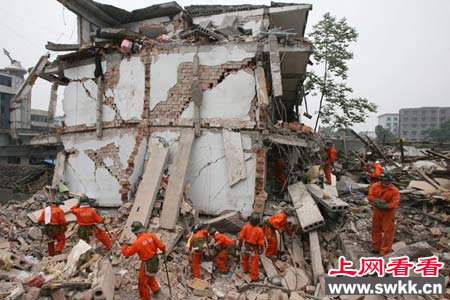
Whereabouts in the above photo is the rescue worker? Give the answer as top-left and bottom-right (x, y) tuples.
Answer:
(367, 172), (400, 256)
(122, 221), (166, 300)
(263, 208), (295, 257)
(365, 160), (383, 181)
(238, 212), (265, 282)
(209, 228), (236, 275)
(37, 197), (66, 256)
(188, 225), (209, 278)
(324, 141), (337, 185)
(274, 159), (288, 191)
(70, 195), (112, 249)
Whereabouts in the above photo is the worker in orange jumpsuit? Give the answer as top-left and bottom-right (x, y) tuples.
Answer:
(367, 173), (400, 255)
(122, 221), (166, 300)
(367, 160), (383, 181)
(264, 208), (295, 257)
(70, 195), (112, 249)
(238, 212), (265, 282)
(38, 197), (67, 256)
(188, 225), (209, 278)
(210, 228), (236, 274)
(324, 141), (337, 185)
(274, 159), (288, 191)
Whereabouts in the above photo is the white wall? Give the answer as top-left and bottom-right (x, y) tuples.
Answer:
(180, 69), (255, 120)
(61, 129), (147, 206)
(149, 45), (256, 111)
(152, 130), (255, 217)
(63, 57), (145, 126)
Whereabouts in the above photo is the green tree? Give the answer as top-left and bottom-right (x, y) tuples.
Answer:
(375, 125), (396, 143)
(305, 13), (377, 131)
(426, 120), (450, 142)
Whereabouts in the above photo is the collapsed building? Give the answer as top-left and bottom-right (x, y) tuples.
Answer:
(24, 1), (316, 218)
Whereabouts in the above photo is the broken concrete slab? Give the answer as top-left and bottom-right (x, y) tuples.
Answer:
(160, 129), (195, 230)
(268, 35), (282, 97)
(223, 130), (247, 187)
(202, 211), (244, 233)
(260, 255), (279, 280)
(306, 184), (349, 213)
(92, 258), (115, 300)
(336, 175), (369, 194)
(385, 241), (434, 259)
(121, 141), (169, 241)
(288, 182), (324, 232)
(63, 240), (92, 277)
(282, 266), (309, 290)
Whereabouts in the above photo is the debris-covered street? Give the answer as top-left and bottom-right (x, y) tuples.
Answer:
(0, 0), (449, 299)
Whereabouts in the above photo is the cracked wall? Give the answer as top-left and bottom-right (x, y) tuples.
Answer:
(61, 128), (147, 206)
(151, 129), (255, 217)
(63, 56), (145, 127)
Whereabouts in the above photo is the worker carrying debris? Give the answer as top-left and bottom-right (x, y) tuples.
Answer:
(209, 227), (236, 275)
(70, 195), (112, 250)
(364, 160), (383, 182)
(263, 208), (295, 257)
(188, 225), (209, 278)
(367, 172), (400, 255)
(238, 212), (265, 282)
(324, 141), (337, 185)
(122, 221), (166, 300)
(37, 197), (67, 256)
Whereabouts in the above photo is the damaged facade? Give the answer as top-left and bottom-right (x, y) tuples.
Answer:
(32, 0), (314, 214)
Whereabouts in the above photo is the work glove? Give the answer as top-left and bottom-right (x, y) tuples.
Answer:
(373, 199), (388, 210)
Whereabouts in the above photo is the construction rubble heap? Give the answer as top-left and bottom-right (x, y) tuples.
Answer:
(1, 0), (450, 299)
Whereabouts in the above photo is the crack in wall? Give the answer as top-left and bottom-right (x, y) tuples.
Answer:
(190, 154), (226, 185)
(150, 59), (254, 120)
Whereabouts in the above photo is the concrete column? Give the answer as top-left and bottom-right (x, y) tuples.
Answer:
(48, 82), (59, 127)
(96, 79), (104, 138)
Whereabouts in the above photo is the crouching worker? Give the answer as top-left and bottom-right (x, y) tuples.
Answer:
(70, 195), (112, 249)
(38, 197), (66, 256)
(264, 208), (295, 257)
(210, 228), (237, 275)
(239, 212), (264, 282)
(188, 225), (209, 279)
(122, 221), (166, 300)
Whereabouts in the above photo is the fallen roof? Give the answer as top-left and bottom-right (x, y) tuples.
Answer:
(57, 0), (183, 26)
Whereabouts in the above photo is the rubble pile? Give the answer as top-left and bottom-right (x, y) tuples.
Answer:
(0, 164), (51, 196)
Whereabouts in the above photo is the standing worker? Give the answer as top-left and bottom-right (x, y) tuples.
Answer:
(274, 159), (288, 191)
(324, 141), (337, 185)
(38, 197), (67, 256)
(70, 195), (112, 249)
(238, 212), (265, 282)
(122, 221), (166, 300)
(210, 228), (236, 275)
(188, 225), (209, 279)
(367, 172), (400, 255)
(263, 208), (295, 257)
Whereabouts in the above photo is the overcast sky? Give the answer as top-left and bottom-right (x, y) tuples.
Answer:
(0, 0), (449, 131)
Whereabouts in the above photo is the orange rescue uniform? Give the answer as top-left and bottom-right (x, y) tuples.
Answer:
(189, 229), (209, 278)
(38, 204), (66, 256)
(122, 232), (166, 300)
(368, 182), (400, 255)
(324, 145), (337, 184)
(239, 223), (264, 281)
(368, 161), (383, 180)
(70, 204), (112, 249)
(264, 212), (293, 256)
(213, 232), (235, 273)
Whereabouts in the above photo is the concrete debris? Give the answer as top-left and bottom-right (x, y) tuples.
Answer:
(1, 1), (450, 299)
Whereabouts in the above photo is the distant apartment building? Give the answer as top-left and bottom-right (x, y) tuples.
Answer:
(399, 107), (450, 141)
(377, 113), (399, 136)
(31, 109), (49, 131)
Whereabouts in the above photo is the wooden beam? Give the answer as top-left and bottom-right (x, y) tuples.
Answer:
(46, 42), (80, 52)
